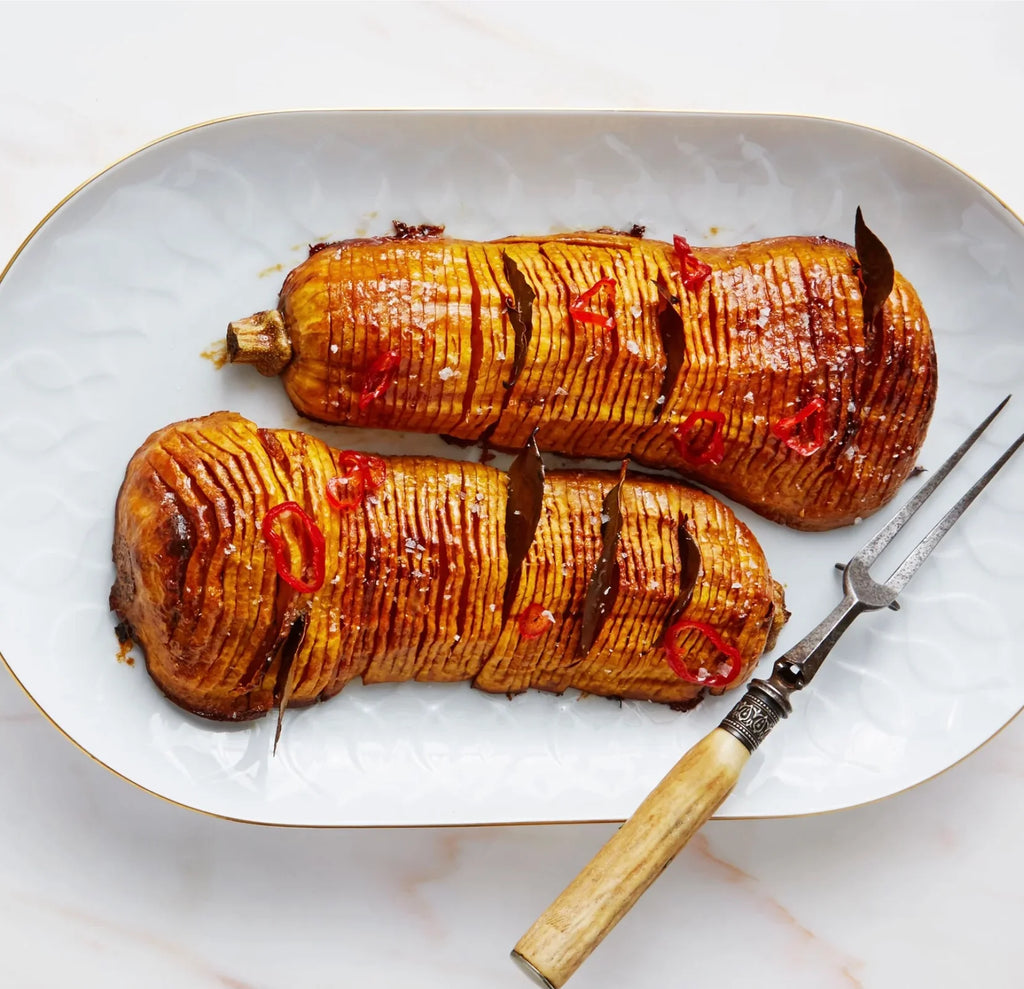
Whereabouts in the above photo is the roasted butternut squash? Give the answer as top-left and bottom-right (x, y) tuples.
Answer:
(227, 226), (936, 531)
(110, 412), (786, 721)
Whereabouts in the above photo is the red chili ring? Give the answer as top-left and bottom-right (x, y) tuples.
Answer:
(325, 473), (365, 511)
(672, 409), (727, 466)
(359, 350), (401, 411)
(664, 618), (743, 687)
(326, 451), (387, 512)
(771, 397), (826, 456)
(262, 501), (326, 593)
(569, 277), (617, 330)
(517, 602), (556, 640)
(672, 235), (712, 292)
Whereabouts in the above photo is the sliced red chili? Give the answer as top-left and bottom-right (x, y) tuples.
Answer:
(517, 602), (556, 640)
(672, 235), (712, 292)
(350, 451), (388, 491)
(672, 409), (726, 466)
(326, 451), (387, 511)
(771, 397), (826, 455)
(358, 349), (401, 410)
(569, 277), (617, 329)
(326, 474), (363, 511)
(262, 501), (326, 594)
(664, 618), (743, 687)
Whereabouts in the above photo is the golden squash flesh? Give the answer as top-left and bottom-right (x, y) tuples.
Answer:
(227, 228), (936, 531)
(110, 412), (786, 721)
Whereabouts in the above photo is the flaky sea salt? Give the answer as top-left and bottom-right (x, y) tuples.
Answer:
(438, 366), (459, 381)
(626, 340), (641, 356)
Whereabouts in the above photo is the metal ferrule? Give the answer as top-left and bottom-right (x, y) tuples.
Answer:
(719, 675), (794, 753)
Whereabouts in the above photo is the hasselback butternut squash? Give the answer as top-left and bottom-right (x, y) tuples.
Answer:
(227, 225), (936, 531)
(110, 412), (786, 721)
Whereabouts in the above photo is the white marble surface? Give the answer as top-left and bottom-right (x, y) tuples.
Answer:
(2, 2), (1024, 986)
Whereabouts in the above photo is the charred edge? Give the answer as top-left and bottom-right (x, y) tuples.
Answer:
(809, 235), (851, 248)
(110, 528), (136, 615)
(306, 221), (445, 258)
(669, 691), (706, 713)
(391, 220), (446, 240)
(113, 620), (135, 646)
(594, 224), (646, 239)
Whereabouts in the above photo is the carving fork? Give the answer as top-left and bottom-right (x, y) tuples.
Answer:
(513, 396), (1024, 988)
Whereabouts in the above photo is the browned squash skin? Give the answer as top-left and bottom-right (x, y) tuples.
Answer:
(231, 230), (936, 531)
(110, 412), (786, 721)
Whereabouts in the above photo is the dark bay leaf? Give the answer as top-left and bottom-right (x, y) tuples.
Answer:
(273, 608), (309, 754)
(653, 274), (685, 422)
(664, 518), (702, 631)
(854, 207), (895, 328)
(579, 461), (628, 657)
(502, 251), (536, 388)
(503, 430), (546, 617)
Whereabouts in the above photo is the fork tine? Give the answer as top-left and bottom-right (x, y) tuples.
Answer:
(854, 395), (1011, 567)
(883, 428), (1024, 595)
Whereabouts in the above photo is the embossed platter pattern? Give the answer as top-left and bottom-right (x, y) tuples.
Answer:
(1, 110), (1023, 826)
